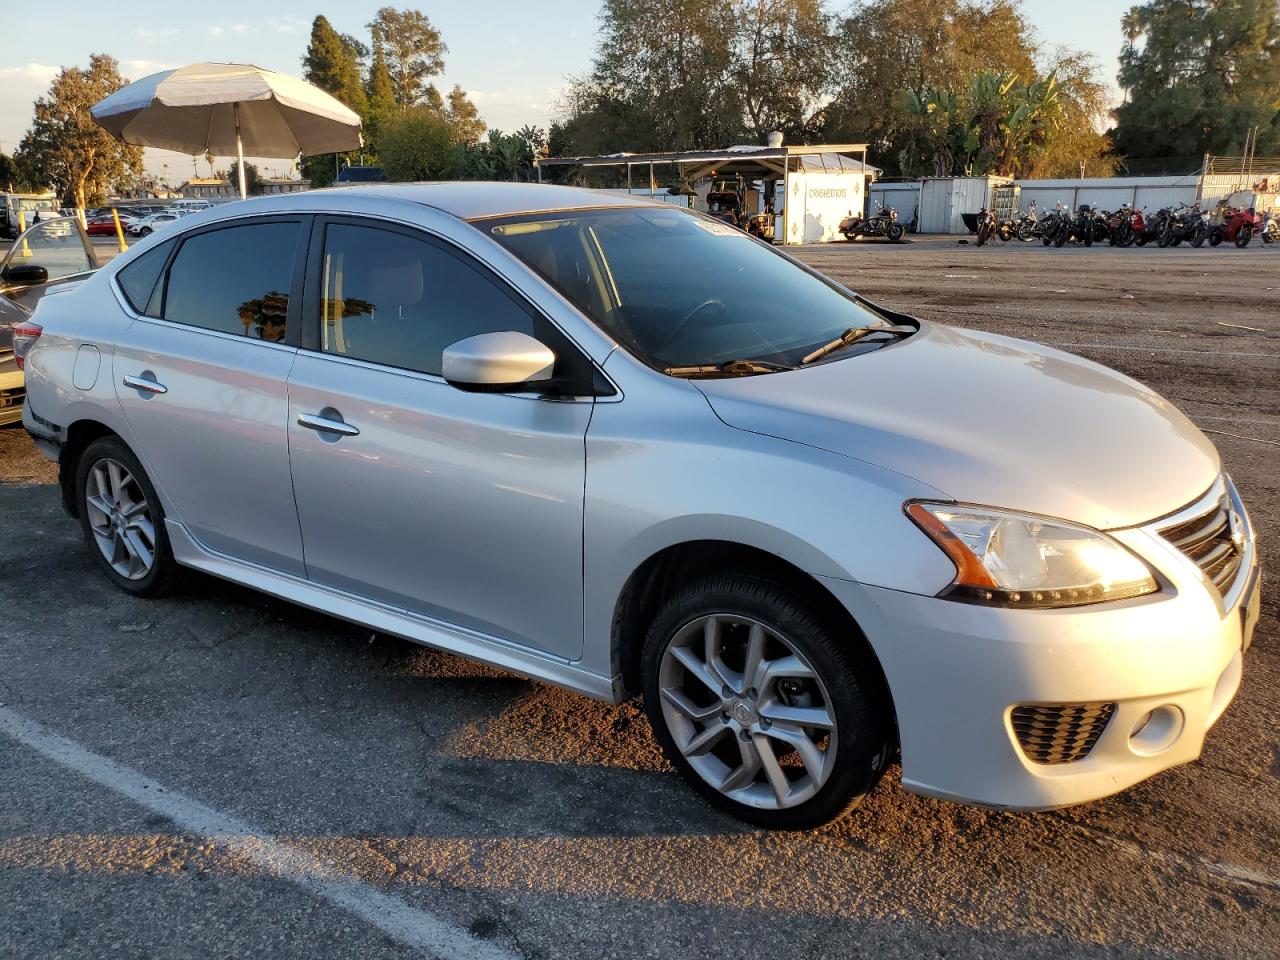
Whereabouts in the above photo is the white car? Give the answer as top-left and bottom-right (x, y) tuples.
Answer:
(127, 212), (180, 237)
(17, 183), (1262, 829)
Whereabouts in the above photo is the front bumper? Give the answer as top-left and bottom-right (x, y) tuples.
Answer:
(822, 480), (1260, 811)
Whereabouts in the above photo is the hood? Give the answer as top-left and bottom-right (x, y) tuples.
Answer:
(696, 324), (1219, 530)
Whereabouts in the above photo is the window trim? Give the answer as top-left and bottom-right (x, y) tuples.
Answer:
(134, 214), (312, 346)
(301, 214), (613, 398)
(113, 237), (176, 315)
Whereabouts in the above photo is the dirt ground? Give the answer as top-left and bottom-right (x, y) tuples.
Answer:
(0, 236), (1276, 960)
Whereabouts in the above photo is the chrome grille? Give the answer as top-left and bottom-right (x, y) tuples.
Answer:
(1160, 496), (1243, 597)
(1011, 703), (1115, 764)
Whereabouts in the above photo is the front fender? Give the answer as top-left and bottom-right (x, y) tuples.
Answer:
(579, 354), (957, 678)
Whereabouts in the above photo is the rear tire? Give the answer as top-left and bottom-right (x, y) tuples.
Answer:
(75, 436), (178, 597)
(641, 574), (892, 830)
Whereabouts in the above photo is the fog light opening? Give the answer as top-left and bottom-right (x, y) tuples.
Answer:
(1128, 705), (1183, 756)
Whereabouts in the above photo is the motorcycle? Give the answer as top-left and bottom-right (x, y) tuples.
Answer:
(1135, 206), (1171, 246)
(1041, 202), (1071, 246)
(839, 200), (905, 242)
(975, 205), (998, 246)
(1210, 206), (1262, 248)
(1078, 205), (1110, 247)
(1158, 203), (1204, 247)
(1011, 201), (1040, 241)
(1261, 211), (1279, 245)
(1187, 208), (1213, 247)
(1108, 204), (1144, 247)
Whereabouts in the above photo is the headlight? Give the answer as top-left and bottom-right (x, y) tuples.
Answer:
(906, 502), (1159, 608)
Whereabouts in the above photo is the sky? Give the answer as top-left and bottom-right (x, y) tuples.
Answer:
(0, 0), (1131, 183)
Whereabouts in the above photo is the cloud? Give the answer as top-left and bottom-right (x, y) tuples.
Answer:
(133, 26), (180, 42)
(268, 17), (308, 34)
(206, 26), (225, 38)
(121, 60), (177, 80)
(0, 63), (60, 83)
(463, 85), (564, 131)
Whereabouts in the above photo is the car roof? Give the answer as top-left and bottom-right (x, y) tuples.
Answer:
(191, 181), (663, 223)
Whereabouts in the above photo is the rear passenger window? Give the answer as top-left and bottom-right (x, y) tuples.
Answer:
(116, 239), (173, 314)
(163, 222), (299, 341)
(319, 223), (534, 376)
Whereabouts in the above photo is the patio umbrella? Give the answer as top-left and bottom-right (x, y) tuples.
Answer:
(91, 62), (362, 199)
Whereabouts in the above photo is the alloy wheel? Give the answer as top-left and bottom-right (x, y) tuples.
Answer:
(84, 458), (157, 581)
(657, 614), (838, 810)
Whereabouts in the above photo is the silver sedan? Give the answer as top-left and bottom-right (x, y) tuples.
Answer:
(20, 183), (1260, 829)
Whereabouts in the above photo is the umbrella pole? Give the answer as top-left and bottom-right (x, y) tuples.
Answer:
(234, 102), (247, 199)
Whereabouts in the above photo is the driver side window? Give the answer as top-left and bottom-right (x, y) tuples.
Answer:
(319, 223), (535, 377)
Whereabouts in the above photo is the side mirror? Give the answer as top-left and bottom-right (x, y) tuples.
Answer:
(442, 331), (556, 391)
(2, 264), (49, 288)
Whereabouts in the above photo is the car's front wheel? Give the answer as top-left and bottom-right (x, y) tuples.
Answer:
(642, 575), (892, 829)
(76, 436), (178, 596)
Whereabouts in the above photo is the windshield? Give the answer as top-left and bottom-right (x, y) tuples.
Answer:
(486, 207), (895, 371)
(16, 198), (58, 213)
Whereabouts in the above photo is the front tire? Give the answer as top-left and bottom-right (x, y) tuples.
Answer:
(1235, 225), (1253, 248)
(885, 222), (904, 242)
(76, 436), (178, 597)
(641, 574), (891, 830)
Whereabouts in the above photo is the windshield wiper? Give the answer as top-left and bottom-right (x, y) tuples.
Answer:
(662, 358), (795, 378)
(799, 324), (915, 365)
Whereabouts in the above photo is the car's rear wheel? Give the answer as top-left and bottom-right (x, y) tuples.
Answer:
(642, 574), (891, 829)
(76, 436), (177, 596)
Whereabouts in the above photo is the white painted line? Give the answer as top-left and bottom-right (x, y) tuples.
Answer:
(0, 706), (515, 960)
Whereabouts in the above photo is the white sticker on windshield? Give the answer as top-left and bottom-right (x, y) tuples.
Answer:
(692, 218), (746, 237)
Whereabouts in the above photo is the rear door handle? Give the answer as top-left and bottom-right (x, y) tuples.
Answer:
(122, 374), (167, 394)
(297, 412), (360, 437)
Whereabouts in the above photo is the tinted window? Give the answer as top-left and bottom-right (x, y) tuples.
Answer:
(116, 240), (173, 314)
(319, 223), (533, 376)
(489, 208), (892, 370)
(164, 222), (299, 342)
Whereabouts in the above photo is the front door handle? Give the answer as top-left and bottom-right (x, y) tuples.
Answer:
(297, 412), (360, 437)
(122, 374), (167, 394)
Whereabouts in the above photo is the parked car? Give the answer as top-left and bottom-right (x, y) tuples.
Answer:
(85, 213), (138, 237)
(127, 212), (180, 237)
(19, 184), (1260, 829)
(0, 216), (98, 424)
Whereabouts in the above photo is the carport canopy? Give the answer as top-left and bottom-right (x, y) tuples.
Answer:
(534, 143), (877, 189)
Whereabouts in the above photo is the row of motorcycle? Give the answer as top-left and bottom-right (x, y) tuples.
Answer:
(974, 201), (1279, 248)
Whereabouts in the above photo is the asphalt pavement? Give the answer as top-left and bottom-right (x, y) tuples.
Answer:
(0, 236), (1276, 959)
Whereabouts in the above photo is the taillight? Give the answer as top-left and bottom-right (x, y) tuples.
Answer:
(12, 321), (42, 371)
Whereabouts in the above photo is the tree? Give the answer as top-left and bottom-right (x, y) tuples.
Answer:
(897, 70), (1065, 177)
(1029, 49), (1117, 177)
(733, 0), (833, 140)
(376, 107), (455, 180)
(368, 6), (448, 107)
(226, 160), (262, 195)
(821, 0), (1037, 169)
(559, 0), (742, 154)
(1113, 0), (1280, 159)
(0, 151), (26, 191)
(14, 54), (143, 208)
(302, 15), (368, 115)
(446, 85), (486, 144)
